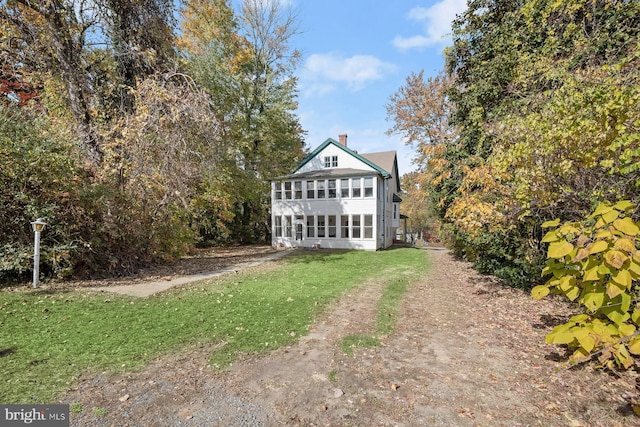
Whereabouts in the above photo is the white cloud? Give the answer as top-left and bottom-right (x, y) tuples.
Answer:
(301, 53), (397, 94)
(391, 35), (431, 51)
(393, 0), (467, 51)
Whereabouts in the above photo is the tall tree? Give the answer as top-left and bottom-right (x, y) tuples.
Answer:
(236, 0), (304, 173)
(399, 172), (439, 242)
(389, 0), (640, 287)
(386, 71), (459, 217)
(233, 0), (305, 241)
(99, 0), (176, 112)
(0, 0), (101, 163)
(179, 0), (242, 56)
(1, 0), (180, 165)
(180, 0), (305, 243)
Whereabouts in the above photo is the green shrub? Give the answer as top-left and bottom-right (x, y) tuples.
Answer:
(0, 104), (194, 282)
(0, 105), (82, 282)
(445, 224), (544, 289)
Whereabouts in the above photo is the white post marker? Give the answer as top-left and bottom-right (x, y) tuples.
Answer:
(31, 219), (46, 288)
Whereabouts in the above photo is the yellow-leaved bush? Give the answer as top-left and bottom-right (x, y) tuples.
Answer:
(533, 201), (640, 369)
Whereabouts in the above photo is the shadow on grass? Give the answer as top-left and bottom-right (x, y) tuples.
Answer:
(0, 347), (16, 357)
(24, 288), (78, 297)
(285, 249), (350, 264)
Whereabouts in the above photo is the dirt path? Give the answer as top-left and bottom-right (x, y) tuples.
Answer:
(63, 248), (639, 426)
(87, 250), (292, 297)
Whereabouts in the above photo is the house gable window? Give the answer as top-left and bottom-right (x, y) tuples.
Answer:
(324, 155), (338, 168)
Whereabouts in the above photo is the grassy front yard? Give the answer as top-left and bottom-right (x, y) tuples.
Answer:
(0, 248), (429, 403)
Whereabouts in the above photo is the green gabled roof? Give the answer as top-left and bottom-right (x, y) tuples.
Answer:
(292, 138), (391, 178)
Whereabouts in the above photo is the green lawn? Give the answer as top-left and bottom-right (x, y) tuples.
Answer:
(0, 248), (429, 403)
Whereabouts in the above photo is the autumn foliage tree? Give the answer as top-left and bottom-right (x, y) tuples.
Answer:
(180, 0), (305, 243)
(388, 0), (640, 288)
(0, 0), (305, 282)
(398, 172), (440, 242)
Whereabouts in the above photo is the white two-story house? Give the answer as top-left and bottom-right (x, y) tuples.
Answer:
(271, 134), (402, 250)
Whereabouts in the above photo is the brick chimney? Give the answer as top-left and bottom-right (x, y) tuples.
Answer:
(338, 134), (348, 146)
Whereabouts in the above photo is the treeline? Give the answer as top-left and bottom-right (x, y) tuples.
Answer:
(388, 0), (640, 287)
(0, 0), (305, 282)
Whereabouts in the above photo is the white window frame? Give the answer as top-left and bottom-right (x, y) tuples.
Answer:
(294, 181), (302, 199)
(340, 178), (349, 198)
(341, 215), (349, 238)
(364, 214), (373, 239)
(307, 180), (315, 199)
(284, 182), (292, 200)
(284, 215), (292, 238)
(317, 215), (326, 238)
(328, 215), (337, 238)
(317, 180), (326, 198)
(364, 177), (373, 198)
(274, 216), (282, 237)
(307, 216), (315, 238)
(295, 215), (304, 240)
(352, 178), (361, 198)
(352, 214), (361, 238)
(274, 182), (282, 200)
(328, 179), (336, 198)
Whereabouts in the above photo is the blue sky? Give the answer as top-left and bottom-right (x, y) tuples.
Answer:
(286, 0), (467, 176)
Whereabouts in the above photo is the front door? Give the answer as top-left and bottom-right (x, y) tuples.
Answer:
(295, 215), (304, 241)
